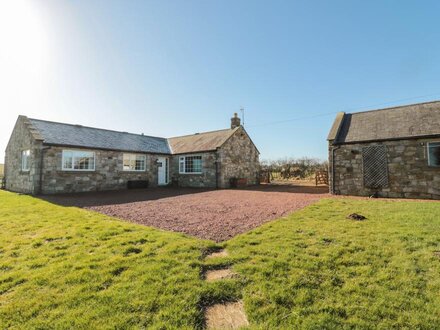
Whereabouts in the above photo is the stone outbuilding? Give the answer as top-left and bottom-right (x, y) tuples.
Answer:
(5, 113), (259, 194)
(328, 101), (440, 199)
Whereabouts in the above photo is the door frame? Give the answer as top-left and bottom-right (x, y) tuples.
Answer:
(157, 156), (169, 185)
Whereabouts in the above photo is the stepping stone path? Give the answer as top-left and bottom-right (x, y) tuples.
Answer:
(205, 249), (229, 259)
(205, 268), (237, 282)
(205, 301), (249, 329)
(203, 249), (249, 329)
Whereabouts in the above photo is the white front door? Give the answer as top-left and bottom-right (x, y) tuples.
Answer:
(157, 157), (168, 185)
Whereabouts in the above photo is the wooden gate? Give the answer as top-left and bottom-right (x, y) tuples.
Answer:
(315, 171), (329, 186)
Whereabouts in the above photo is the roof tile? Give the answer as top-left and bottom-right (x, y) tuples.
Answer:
(168, 128), (238, 154)
(331, 101), (440, 143)
(29, 119), (171, 154)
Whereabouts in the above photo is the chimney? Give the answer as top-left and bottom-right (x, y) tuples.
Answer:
(231, 113), (241, 129)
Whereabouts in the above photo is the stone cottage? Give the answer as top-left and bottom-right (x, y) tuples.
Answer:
(328, 100), (440, 199)
(5, 113), (259, 194)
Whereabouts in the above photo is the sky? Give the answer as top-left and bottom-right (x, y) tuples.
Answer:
(1, 0), (440, 163)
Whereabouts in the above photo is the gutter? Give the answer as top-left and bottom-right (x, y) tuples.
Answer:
(331, 133), (440, 146)
(42, 143), (172, 156)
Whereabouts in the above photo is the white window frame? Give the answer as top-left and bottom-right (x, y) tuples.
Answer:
(62, 150), (95, 171)
(123, 153), (146, 172)
(427, 142), (440, 167)
(179, 155), (202, 174)
(21, 150), (30, 171)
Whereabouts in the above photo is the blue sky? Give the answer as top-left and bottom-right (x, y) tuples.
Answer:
(1, 0), (440, 163)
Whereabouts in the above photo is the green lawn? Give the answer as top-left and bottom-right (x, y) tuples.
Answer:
(0, 191), (216, 329)
(1, 191), (440, 329)
(226, 199), (440, 329)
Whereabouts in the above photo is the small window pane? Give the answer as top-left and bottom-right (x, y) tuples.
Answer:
(62, 150), (95, 170)
(137, 155), (145, 171)
(123, 154), (145, 171)
(74, 156), (93, 170)
(22, 150), (30, 171)
(182, 156), (202, 173)
(428, 143), (440, 166)
(63, 151), (73, 169)
(123, 158), (131, 170)
(193, 157), (202, 172)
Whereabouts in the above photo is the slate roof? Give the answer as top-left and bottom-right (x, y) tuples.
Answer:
(168, 128), (239, 154)
(328, 101), (440, 144)
(29, 118), (171, 154)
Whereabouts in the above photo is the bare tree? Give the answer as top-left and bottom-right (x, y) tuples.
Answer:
(260, 157), (328, 181)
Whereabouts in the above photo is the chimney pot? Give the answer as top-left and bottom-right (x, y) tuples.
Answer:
(231, 113), (241, 129)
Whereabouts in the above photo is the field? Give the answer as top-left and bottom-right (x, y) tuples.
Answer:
(1, 190), (440, 328)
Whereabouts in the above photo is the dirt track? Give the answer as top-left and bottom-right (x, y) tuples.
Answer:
(43, 185), (328, 242)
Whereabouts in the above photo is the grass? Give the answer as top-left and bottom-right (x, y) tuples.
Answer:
(227, 198), (440, 329)
(0, 191), (217, 329)
(1, 191), (440, 328)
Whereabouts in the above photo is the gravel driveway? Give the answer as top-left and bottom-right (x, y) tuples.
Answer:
(43, 184), (328, 242)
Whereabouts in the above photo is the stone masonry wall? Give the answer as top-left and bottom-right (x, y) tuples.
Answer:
(218, 127), (260, 188)
(40, 147), (162, 194)
(5, 116), (43, 194)
(170, 152), (217, 188)
(5, 119), (260, 193)
(329, 138), (440, 199)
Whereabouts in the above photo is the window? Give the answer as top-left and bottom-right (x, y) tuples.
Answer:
(123, 154), (146, 171)
(62, 150), (95, 171)
(428, 142), (440, 167)
(179, 155), (202, 174)
(21, 150), (30, 171)
(362, 145), (388, 188)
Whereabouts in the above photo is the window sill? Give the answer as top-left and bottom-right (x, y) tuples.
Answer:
(61, 169), (96, 172)
(121, 170), (147, 173)
(179, 172), (203, 175)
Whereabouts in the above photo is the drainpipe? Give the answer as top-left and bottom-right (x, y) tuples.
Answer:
(38, 146), (51, 195)
(331, 145), (340, 195)
(215, 149), (220, 189)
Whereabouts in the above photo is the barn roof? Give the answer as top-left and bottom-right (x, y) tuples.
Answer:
(29, 118), (171, 154)
(328, 100), (440, 144)
(168, 127), (239, 154)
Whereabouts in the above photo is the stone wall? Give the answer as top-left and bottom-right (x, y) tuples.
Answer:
(40, 147), (162, 194)
(5, 116), (43, 194)
(169, 127), (260, 189)
(329, 138), (440, 199)
(218, 127), (260, 188)
(5, 118), (260, 193)
(170, 152), (218, 188)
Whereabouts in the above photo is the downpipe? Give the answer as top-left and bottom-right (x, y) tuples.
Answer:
(215, 151), (219, 189)
(331, 146), (340, 195)
(38, 146), (51, 195)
